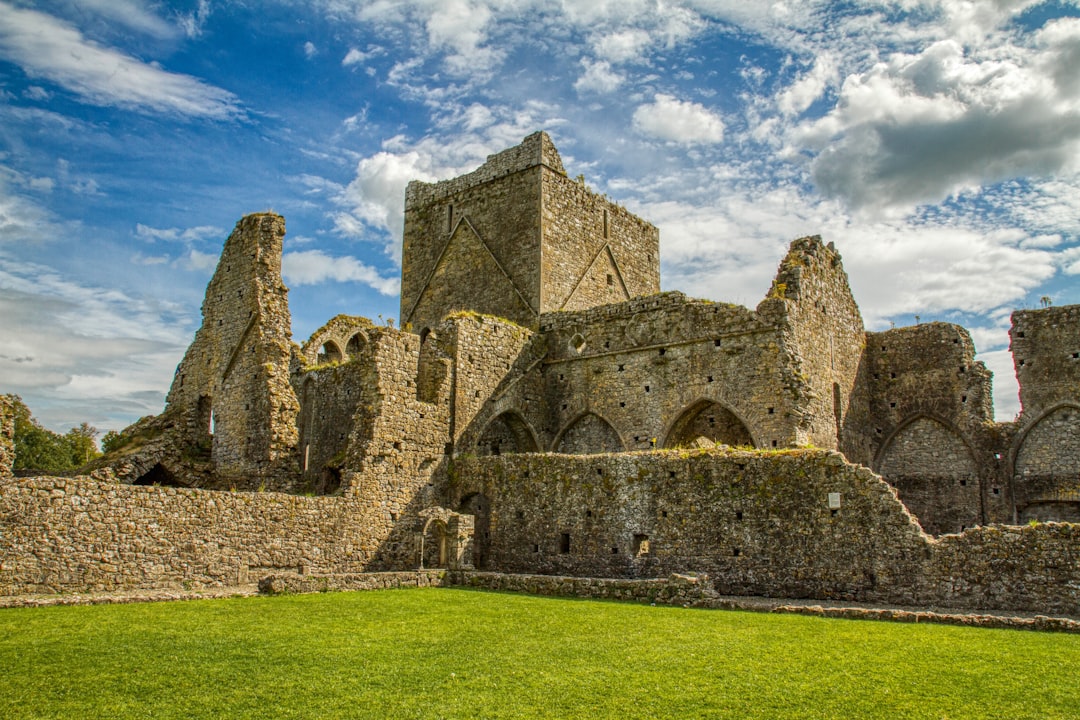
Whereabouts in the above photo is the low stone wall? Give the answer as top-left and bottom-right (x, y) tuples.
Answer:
(0, 476), (381, 595)
(446, 570), (717, 607)
(449, 450), (1080, 615)
(4, 450), (1079, 617)
(258, 570), (447, 595)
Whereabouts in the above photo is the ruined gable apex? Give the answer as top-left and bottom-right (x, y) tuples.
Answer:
(162, 213), (300, 486)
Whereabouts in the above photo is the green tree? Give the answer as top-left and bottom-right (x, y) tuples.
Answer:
(7, 395), (100, 472)
(65, 422), (101, 466)
(101, 429), (125, 454)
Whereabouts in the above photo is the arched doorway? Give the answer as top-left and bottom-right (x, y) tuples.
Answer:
(459, 493), (491, 570)
(421, 518), (449, 569)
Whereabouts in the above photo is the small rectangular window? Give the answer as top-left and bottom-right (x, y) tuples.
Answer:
(559, 533), (571, 554)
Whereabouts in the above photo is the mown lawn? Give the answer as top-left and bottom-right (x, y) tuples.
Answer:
(1, 588), (1077, 719)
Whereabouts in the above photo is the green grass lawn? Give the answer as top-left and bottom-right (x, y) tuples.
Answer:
(1, 588), (1077, 719)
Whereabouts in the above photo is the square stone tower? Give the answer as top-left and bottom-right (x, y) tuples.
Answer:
(400, 132), (660, 332)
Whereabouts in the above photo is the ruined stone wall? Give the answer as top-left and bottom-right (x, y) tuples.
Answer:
(864, 323), (1002, 532)
(297, 314), (375, 366)
(342, 327), (454, 569)
(1011, 304), (1080, 421)
(540, 171), (659, 312)
(160, 214), (300, 490)
(448, 451), (1080, 614)
(294, 362), (366, 494)
(0, 477), (375, 595)
(0, 395), (13, 480)
(489, 292), (796, 454)
(760, 237), (868, 456)
(1008, 305), (1080, 522)
(442, 313), (536, 453)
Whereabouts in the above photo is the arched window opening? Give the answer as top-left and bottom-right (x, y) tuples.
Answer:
(346, 332), (368, 357)
(477, 412), (539, 456)
(317, 341), (343, 364)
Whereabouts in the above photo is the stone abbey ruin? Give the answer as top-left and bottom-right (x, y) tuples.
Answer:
(2, 132), (1079, 613)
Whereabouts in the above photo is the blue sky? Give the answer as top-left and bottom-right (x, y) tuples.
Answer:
(1, 0), (1079, 433)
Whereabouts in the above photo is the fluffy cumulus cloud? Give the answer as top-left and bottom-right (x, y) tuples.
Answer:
(791, 18), (1080, 214)
(574, 59), (624, 94)
(0, 2), (242, 119)
(777, 54), (837, 117)
(632, 94), (725, 144)
(333, 149), (439, 259)
(282, 249), (399, 295)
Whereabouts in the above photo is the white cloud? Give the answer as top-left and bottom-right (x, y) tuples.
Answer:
(135, 224), (222, 243)
(574, 58), (624, 94)
(593, 29), (653, 63)
(177, 0), (211, 38)
(334, 149), (438, 259)
(23, 85), (51, 101)
(304, 41), (318, 59)
(0, 166), (68, 243)
(282, 249), (400, 295)
(793, 24), (1080, 214)
(0, 2), (242, 119)
(53, 0), (181, 40)
(777, 54), (836, 117)
(175, 249), (219, 272)
(632, 94), (725, 144)
(979, 348), (1021, 421)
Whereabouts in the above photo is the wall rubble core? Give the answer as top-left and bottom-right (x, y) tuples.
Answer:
(2, 132), (1078, 616)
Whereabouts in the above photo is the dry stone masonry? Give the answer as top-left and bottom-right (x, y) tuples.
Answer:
(0, 395), (13, 480)
(2, 132), (1078, 615)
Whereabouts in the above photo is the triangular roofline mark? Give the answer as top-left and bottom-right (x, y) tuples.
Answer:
(560, 242), (631, 310)
(403, 215), (539, 326)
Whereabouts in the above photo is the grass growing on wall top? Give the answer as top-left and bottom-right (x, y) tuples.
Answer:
(1, 588), (1078, 719)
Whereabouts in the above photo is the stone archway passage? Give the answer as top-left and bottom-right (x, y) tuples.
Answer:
(422, 520), (449, 569)
(476, 412), (539, 456)
(664, 401), (753, 449)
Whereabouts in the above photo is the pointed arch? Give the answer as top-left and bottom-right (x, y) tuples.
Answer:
(317, 340), (343, 364)
(662, 400), (755, 449)
(875, 414), (979, 536)
(552, 411), (624, 454)
(1012, 403), (1080, 523)
(476, 410), (540, 456)
(345, 331), (369, 357)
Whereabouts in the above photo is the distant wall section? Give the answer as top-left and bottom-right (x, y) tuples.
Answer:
(0, 395), (13, 480)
